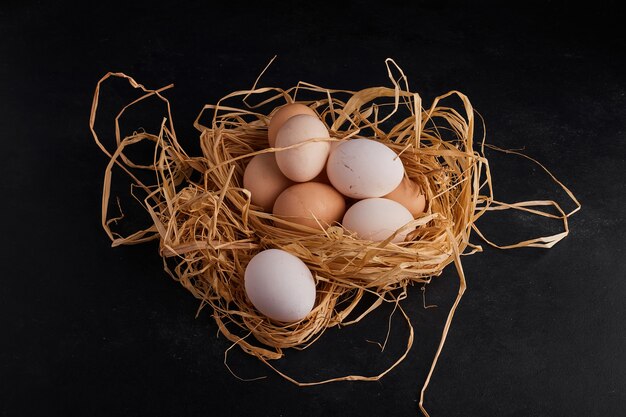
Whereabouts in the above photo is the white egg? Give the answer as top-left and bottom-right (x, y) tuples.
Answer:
(244, 249), (316, 322)
(342, 198), (414, 243)
(326, 139), (405, 198)
(275, 114), (331, 182)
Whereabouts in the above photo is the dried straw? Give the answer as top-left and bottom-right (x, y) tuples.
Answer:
(89, 59), (580, 416)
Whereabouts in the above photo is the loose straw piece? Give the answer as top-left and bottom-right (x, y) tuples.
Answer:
(89, 59), (578, 417)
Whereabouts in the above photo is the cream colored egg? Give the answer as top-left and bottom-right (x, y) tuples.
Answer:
(244, 249), (316, 322)
(243, 153), (293, 212)
(342, 198), (414, 243)
(268, 103), (318, 147)
(326, 139), (404, 198)
(275, 114), (331, 182)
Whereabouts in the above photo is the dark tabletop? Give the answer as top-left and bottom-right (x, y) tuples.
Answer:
(1, 1), (625, 416)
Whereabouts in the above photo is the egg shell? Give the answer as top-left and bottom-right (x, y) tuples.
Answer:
(342, 197), (414, 243)
(268, 103), (318, 147)
(273, 182), (346, 231)
(275, 114), (331, 182)
(244, 249), (316, 322)
(326, 139), (405, 198)
(383, 177), (427, 217)
(243, 153), (293, 212)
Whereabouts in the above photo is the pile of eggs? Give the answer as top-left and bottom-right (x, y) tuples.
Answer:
(243, 103), (428, 323)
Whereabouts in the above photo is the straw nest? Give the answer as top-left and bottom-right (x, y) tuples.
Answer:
(90, 59), (579, 400)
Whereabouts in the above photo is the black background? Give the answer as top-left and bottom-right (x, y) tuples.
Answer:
(1, 1), (625, 416)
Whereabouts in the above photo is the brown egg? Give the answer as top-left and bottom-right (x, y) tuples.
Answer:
(383, 177), (427, 217)
(273, 182), (346, 231)
(268, 103), (318, 147)
(243, 153), (293, 212)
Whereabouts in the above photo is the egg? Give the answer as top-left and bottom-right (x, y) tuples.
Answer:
(326, 139), (405, 198)
(275, 114), (331, 182)
(243, 153), (293, 211)
(342, 198), (414, 243)
(383, 177), (427, 217)
(273, 182), (346, 231)
(268, 103), (318, 147)
(244, 249), (316, 322)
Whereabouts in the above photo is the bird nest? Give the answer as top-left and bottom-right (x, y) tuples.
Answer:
(89, 59), (578, 414)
